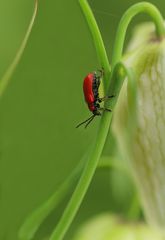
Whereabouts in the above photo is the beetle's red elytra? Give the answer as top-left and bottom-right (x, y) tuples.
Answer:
(76, 69), (114, 128)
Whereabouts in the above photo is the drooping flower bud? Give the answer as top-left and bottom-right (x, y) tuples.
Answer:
(112, 22), (165, 231)
(73, 214), (163, 240)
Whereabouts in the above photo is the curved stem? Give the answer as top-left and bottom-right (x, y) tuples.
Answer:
(49, 118), (113, 240)
(127, 193), (141, 220)
(47, 1), (113, 238)
(115, 62), (137, 119)
(0, 0), (38, 97)
(111, 2), (165, 68)
(111, 63), (140, 221)
(48, 66), (134, 240)
(111, 62), (137, 150)
(79, 0), (111, 90)
(98, 156), (127, 172)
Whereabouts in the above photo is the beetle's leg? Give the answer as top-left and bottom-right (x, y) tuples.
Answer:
(99, 107), (112, 112)
(98, 95), (115, 103)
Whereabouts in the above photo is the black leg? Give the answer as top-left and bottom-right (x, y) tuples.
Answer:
(99, 107), (112, 112)
(107, 94), (115, 99)
(98, 95), (115, 103)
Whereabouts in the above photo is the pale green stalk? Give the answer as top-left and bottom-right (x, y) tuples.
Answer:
(111, 2), (165, 68)
(48, 65), (124, 240)
(0, 0), (38, 97)
(79, 0), (111, 90)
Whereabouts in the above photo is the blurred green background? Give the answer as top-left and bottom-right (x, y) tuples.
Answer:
(0, 0), (164, 239)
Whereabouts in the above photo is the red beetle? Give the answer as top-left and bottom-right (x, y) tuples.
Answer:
(76, 69), (114, 128)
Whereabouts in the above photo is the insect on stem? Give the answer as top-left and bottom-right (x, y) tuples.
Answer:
(76, 70), (113, 128)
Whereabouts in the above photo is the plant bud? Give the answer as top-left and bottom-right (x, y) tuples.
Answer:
(112, 22), (165, 231)
(73, 214), (163, 240)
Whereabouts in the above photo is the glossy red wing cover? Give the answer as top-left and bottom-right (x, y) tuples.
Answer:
(83, 74), (95, 111)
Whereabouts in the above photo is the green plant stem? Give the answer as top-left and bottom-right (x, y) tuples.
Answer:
(127, 193), (141, 220)
(79, 0), (111, 90)
(111, 2), (165, 68)
(49, 116), (113, 240)
(98, 156), (127, 172)
(49, 2), (165, 240)
(49, 61), (135, 240)
(49, 64), (126, 240)
(0, 0), (38, 98)
(48, 1), (113, 238)
(112, 63), (140, 221)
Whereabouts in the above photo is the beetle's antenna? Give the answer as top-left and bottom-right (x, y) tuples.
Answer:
(76, 115), (95, 128)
